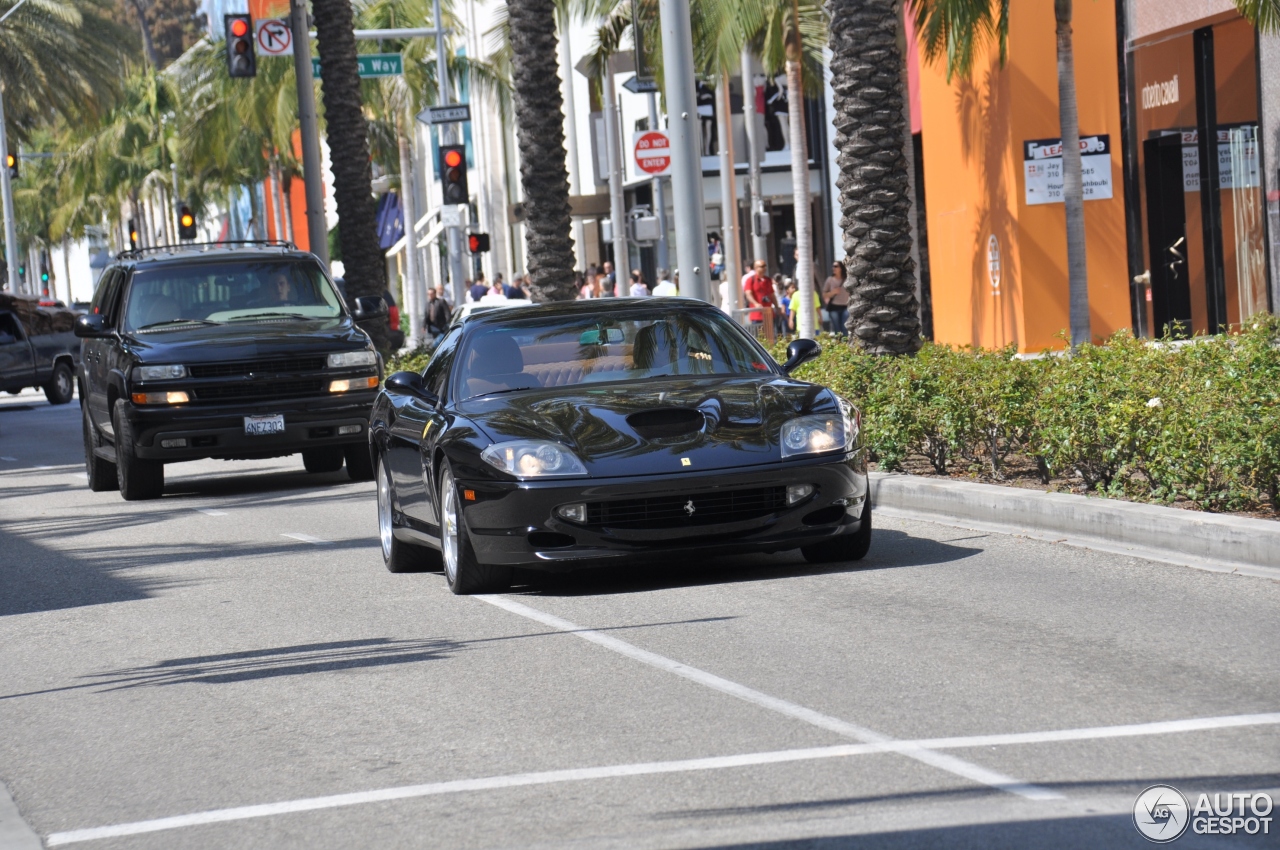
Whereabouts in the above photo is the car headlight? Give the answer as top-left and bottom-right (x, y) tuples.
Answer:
(480, 441), (588, 479)
(132, 364), (187, 381)
(327, 350), (377, 369)
(780, 400), (859, 459)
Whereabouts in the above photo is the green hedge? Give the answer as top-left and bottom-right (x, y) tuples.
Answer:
(777, 316), (1280, 515)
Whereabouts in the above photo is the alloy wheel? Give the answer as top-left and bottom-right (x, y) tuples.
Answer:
(441, 470), (459, 585)
(377, 458), (393, 562)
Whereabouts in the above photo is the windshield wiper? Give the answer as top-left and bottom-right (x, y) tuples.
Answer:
(227, 312), (312, 321)
(138, 318), (219, 330)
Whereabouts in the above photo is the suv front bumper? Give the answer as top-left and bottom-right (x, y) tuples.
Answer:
(125, 390), (377, 461)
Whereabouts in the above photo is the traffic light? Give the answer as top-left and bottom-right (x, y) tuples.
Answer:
(225, 14), (256, 78)
(438, 144), (468, 205)
(467, 233), (490, 254)
(5, 152), (16, 179)
(178, 206), (197, 240)
(128, 218), (139, 250)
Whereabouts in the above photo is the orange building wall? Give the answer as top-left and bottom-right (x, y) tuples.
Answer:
(920, 0), (1131, 351)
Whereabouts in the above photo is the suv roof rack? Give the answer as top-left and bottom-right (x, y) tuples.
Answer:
(115, 240), (298, 260)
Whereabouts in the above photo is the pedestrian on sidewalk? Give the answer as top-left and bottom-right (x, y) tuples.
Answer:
(822, 261), (850, 336)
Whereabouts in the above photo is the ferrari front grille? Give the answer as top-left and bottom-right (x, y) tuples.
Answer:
(585, 486), (788, 529)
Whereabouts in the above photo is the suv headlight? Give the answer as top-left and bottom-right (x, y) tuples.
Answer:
(327, 350), (377, 369)
(480, 441), (588, 479)
(132, 364), (187, 381)
(780, 399), (859, 459)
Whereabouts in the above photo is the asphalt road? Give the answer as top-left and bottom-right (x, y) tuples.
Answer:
(1, 388), (1277, 850)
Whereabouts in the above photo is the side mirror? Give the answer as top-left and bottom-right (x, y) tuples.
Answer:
(385, 370), (438, 405)
(74, 314), (108, 338)
(781, 338), (822, 375)
(353, 295), (389, 321)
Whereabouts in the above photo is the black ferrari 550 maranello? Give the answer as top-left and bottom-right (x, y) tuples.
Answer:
(368, 298), (870, 594)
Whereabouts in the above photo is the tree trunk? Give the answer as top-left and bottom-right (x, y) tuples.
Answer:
(128, 0), (161, 69)
(825, 0), (922, 355)
(61, 234), (71, 304)
(311, 0), (390, 347)
(269, 158), (285, 242)
(1056, 0), (1090, 346)
(283, 174), (296, 244)
(506, 0), (576, 301)
(786, 52), (814, 339)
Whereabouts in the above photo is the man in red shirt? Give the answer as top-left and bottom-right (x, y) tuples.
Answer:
(742, 259), (778, 326)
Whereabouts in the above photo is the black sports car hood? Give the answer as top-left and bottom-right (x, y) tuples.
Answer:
(455, 376), (836, 477)
(122, 317), (370, 364)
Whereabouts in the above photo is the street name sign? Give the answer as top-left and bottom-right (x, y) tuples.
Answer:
(312, 53), (404, 79)
(256, 19), (292, 56)
(417, 105), (472, 126)
(633, 130), (673, 176)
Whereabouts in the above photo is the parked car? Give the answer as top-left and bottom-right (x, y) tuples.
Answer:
(369, 298), (870, 594)
(0, 294), (80, 404)
(76, 243), (388, 500)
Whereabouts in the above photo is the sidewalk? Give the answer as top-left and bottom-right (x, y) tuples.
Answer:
(869, 472), (1280, 581)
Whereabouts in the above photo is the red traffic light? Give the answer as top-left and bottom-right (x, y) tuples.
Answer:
(229, 17), (249, 37)
(443, 149), (463, 168)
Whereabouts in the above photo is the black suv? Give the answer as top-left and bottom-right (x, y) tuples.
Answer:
(76, 243), (387, 500)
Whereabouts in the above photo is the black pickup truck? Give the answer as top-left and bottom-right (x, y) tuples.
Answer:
(76, 243), (389, 500)
(0, 295), (80, 404)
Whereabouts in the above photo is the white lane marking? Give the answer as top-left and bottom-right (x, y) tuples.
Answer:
(45, 711), (1280, 845)
(479, 595), (1057, 801)
(0, 456), (16, 461)
(281, 533), (331, 545)
(193, 508), (227, 517)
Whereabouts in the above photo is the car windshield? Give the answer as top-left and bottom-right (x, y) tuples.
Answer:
(122, 260), (344, 331)
(454, 309), (775, 400)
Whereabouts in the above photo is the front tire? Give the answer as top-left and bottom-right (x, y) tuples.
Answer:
(801, 500), (872, 564)
(302, 447), (345, 473)
(440, 464), (511, 594)
(44, 361), (74, 405)
(83, 403), (118, 492)
(113, 399), (164, 501)
(377, 456), (440, 573)
(345, 443), (375, 481)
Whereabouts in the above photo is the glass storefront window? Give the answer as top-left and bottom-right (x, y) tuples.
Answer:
(1129, 16), (1266, 337)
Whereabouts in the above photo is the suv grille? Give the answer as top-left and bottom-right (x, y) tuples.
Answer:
(586, 486), (788, 529)
(189, 357), (326, 378)
(192, 380), (326, 402)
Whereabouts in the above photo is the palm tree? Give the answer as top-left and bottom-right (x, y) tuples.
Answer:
(506, 0), (577, 301)
(1232, 0), (1280, 29)
(310, 0), (389, 346)
(824, 0), (921, 354)
(0, 0), (129, 143)
(910, 0), (1090, 346)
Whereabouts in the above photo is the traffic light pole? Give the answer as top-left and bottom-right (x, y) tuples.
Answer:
(290, 0), (329, 268)
(658, 0), (709, 302)
(434, 0), (465, 307)
(0, 83), (20, 292)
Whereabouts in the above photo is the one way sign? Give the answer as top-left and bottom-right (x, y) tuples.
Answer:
(255, 19), (293, 56)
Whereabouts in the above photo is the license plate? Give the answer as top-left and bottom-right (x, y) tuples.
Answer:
(244, 414), (285, 436)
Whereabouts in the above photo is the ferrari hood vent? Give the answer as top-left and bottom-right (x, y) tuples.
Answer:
(625, 407), (705, 439)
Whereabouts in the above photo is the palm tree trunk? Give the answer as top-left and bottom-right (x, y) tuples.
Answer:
(283, 175), (296, 244)
(269, 158), (284, 241)
(507, 0), (576, 301)
(825, 0), (921, 355)
(61, 234), (70, 304)
(786, 53), (814, 339)
(127, 0), (160, 69)
(311, 0), (390, 346)
(1056, 0), (1090, 346)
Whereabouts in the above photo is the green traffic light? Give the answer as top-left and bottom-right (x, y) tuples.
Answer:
(41, 272), (49, 282)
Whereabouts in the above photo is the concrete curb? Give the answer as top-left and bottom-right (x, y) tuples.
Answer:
(868, 472), (1280, 581)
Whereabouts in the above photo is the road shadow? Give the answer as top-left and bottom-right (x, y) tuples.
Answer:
(0, 523), (186, 618)
(514, 530), (981, 598)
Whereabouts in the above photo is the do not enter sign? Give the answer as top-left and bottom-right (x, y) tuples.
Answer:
(633, 130), (673, 177)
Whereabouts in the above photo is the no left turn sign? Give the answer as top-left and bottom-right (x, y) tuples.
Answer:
(256, 19), (293, 56)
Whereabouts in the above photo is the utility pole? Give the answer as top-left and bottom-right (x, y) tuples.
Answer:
(717, 74), (741, 310)
(645, 91), (670, 272)
(0, 83), (19, 292)
(434, 0), (465, 307)
(741, 47), (767, 264)
(290, 0), (329, 268)
(658, 0), (709, 302)
(603, 62), (629, 294)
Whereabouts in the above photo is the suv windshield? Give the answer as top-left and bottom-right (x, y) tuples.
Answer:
(455, 309), (774, 400)
(122, 260), (343, 331)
